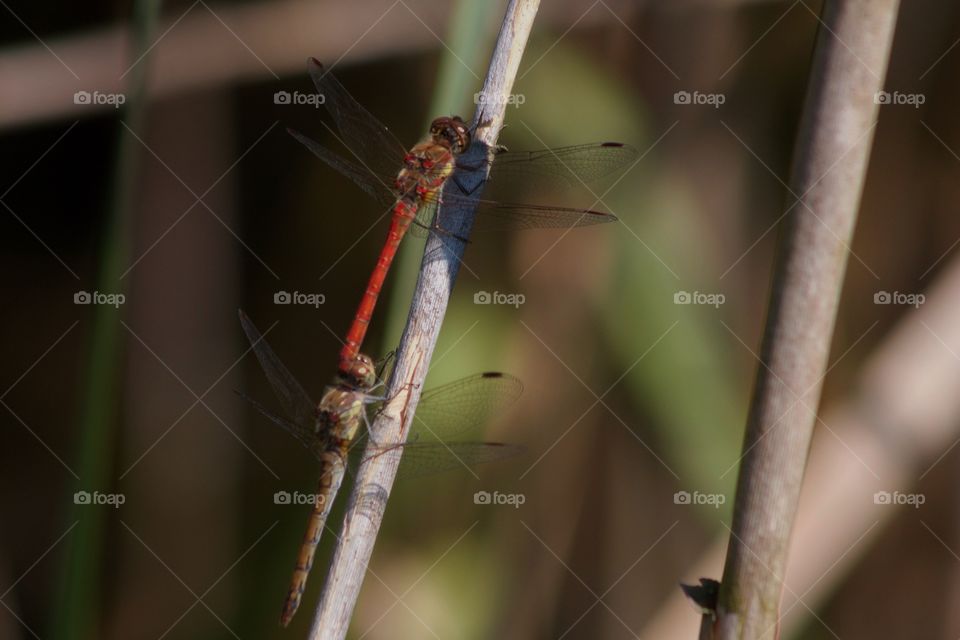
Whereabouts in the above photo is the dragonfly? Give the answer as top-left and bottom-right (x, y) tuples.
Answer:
(237, 310), (523, 627)
(289, 58), (638, 377)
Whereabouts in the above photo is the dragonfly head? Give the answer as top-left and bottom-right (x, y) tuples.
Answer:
(337, 353), (377, 390)
(429, 116), (471, 154)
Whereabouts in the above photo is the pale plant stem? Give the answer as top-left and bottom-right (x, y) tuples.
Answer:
(711, 1), (900, 638)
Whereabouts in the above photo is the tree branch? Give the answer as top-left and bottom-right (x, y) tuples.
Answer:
(713, 1), (901, 637)
(307, 1), (541, 638)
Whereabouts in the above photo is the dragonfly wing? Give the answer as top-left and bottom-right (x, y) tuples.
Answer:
(411, 372), (523, 441)
(238, 310), (317, 430)
(407, 143), (631, 235)
(288, 128), (397, 209)
(307, 58), (408, 182)
(360, 442), (524, 480)
(235, 390), (322, 458)
(431, 195), (617, 232)
(486, 142), (639, 186)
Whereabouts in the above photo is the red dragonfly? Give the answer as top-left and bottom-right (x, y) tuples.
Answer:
(237, 311), (523, 626)
(289, 59), (637, 376)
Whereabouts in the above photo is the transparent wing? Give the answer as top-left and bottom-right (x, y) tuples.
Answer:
(411, 372), (524, 441)
(288, 128), (397, 209)
(235, 390), (323, 458)
(344, 372), (524, 478)
(307, 58), (408, 182)
(465, 198), (617, 230)
(238, 310), (317, 430)
(403, 191), (616, 238)
(397, 442), (524, 478)
(357, 441), (525, 479)
(486, 142), (639, 186)
(294, 63), (631, 236)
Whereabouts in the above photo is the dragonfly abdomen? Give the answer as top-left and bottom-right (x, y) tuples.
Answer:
(280, 447), (348, 627)
(336, 132), (459, 373)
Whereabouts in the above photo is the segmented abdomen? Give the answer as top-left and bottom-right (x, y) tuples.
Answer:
(279, 447), (347, 627)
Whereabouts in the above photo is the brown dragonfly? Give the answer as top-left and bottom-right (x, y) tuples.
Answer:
(238, 311), (523, 626)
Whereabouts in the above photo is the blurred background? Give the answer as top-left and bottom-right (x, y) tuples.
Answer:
(3, 0), (960, 638)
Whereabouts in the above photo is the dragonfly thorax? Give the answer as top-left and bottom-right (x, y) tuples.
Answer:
(394, 142), (457, 200)
(315, 385), (366, 442)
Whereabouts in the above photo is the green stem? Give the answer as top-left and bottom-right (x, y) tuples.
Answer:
(53, 2), (162, 638)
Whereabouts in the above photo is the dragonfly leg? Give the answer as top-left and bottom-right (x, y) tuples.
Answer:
(375, 351), (396, 380)
(363, 411), (382, 447)
(413, 215), (471, 244)
(470, 111), (493, 135)
(449, 142), (506, 191)
(411, 218), (435, 234)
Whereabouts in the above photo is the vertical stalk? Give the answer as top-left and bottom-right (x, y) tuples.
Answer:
(308, 1), (541, 638)
(53, 1), (161, 638)
(713, 1), (900, 637)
